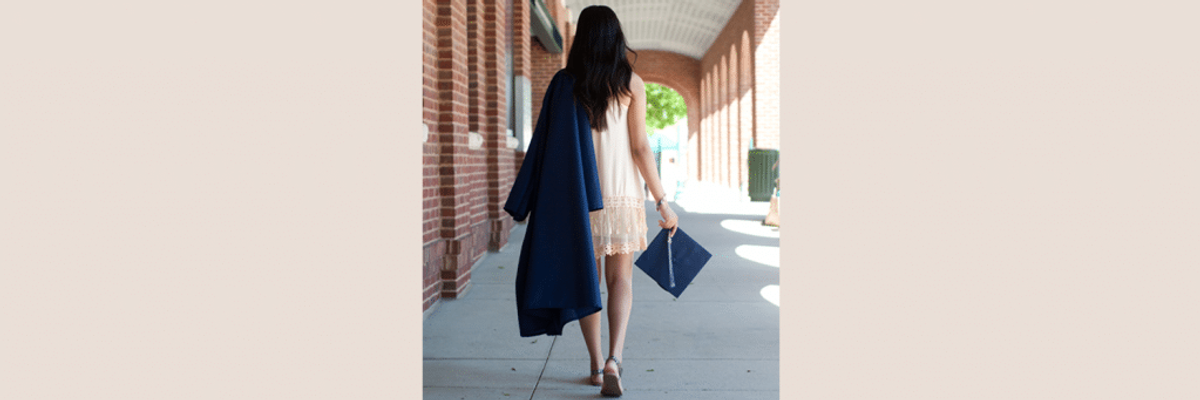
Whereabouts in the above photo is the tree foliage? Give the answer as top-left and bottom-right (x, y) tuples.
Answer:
(644, 83), (687, 135)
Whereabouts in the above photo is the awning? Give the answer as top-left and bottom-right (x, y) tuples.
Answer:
(531, 0), (563, 53)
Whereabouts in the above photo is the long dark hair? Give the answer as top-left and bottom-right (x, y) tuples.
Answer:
(565, 5), (637, 132)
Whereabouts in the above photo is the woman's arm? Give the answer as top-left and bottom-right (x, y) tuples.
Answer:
(626, 73), (678, 234)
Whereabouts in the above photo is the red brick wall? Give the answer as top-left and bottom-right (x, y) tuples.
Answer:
(422, 240), (445, 311)
(423, 0), (523, 311)
(753, 0), (780, 150)
(631, 50), (699, 111)
(529, 42), (556, 133)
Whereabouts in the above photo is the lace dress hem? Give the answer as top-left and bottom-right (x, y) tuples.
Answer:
(590, 196), (648, 256)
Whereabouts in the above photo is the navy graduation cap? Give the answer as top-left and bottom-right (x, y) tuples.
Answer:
(635, 227), (712, 298)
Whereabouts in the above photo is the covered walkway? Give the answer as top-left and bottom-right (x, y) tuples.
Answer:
(423, 0), (781, 315)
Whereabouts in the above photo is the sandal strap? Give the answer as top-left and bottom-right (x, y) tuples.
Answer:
(606, 356), (623, 375)
(591, 369), (604, 375)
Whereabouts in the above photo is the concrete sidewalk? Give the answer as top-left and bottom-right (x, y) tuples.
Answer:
(423, 183), (780, 399)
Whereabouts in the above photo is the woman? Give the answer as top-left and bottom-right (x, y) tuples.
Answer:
(567, 5), (678, 397)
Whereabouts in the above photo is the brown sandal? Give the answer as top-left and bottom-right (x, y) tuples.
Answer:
(600, 356), (623, 397)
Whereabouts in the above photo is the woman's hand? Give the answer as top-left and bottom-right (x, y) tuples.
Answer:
(657, 202), (678, 237)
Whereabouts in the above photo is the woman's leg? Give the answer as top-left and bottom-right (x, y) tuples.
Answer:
(579, 255), (605, 384)
(604, 252), (634, 373)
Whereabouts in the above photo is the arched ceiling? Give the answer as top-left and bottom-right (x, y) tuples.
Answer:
(564, 0), (742, 60)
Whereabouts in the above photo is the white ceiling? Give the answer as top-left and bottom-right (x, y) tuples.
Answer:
(564, 0), (742, 60)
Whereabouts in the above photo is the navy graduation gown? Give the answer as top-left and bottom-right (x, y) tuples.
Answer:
(503, 69), (604, 337)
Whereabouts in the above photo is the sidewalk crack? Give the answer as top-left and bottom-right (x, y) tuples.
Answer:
(528, 336), (555, 400)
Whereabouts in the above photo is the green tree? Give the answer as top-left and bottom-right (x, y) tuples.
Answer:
(644, 83), (686, 136)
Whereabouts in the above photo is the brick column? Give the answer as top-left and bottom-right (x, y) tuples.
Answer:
(739, 32), (754, 192)
(713, 61), (722, 187)
(435, 0), (476, 299)
(729, 45), (743, 193)
(703, 70), (713, 183)
(699, 72), (706, 183)
(719, 55), (729, 188)
(422, 0), (443, 311)
(700, 71), (707, 183)
(485, 0), (515, 251)
(467, 0), (485, 134)
(461, 0), (493, 297)
(688, 109), (700, 183)
(709, 70), (717, 184)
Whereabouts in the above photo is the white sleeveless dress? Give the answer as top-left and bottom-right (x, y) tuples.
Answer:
(589, 98), (648, 257)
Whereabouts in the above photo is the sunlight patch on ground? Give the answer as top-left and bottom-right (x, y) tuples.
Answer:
(760, 284), (780, 307)
(675, 196), (769, 216)
(720, 219), (779, 239)
(672, 181), (769, 216)
(735, 245), (779, 268)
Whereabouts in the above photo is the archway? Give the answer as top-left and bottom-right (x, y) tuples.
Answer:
(631, 49), (701, 183)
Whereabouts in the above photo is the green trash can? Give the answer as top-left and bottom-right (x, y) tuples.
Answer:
(747, 148), (779, 202)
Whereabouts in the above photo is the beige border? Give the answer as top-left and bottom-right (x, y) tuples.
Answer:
(1, 1), (416, 398)
(785, 1), (1199, 398)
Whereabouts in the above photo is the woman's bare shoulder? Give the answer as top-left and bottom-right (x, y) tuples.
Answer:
(627, 73), (645, 105)
(617, 73), (644, 107)
(629, 72), (645, 89)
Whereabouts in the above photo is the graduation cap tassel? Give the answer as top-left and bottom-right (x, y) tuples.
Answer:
(667, 234), (675, 288)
